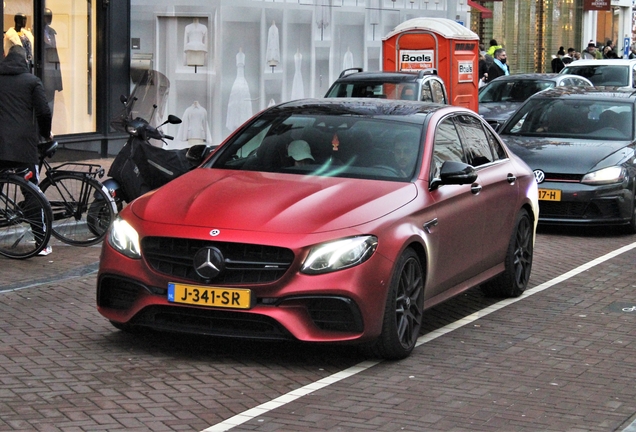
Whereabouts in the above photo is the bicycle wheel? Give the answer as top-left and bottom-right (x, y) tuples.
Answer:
(40, 173), (115, 246)
(0, 176), (53, 259)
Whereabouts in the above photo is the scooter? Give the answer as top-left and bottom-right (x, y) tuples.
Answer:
(105, 70), (213, 211)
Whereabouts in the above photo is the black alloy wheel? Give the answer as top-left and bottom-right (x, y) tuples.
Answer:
(370, 248), (424, 360)
(482, 209), (534, 298)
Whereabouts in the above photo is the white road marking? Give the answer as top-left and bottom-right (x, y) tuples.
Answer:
(202, 241), (636, 432)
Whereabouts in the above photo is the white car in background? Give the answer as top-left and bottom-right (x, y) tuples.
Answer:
(561, 59), (636, 88)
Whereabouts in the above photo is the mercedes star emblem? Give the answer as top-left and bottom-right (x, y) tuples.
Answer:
(193, 247), (225, 279)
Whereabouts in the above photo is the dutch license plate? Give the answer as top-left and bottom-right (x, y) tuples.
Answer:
(538, 188), (561, 201)
(168, 282), (252, 309)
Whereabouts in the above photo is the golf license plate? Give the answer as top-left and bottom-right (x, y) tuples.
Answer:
(168, 282), (252, 309)
(538, 188), (561, 201)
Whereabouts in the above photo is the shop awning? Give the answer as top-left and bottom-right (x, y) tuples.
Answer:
(467, 0), (493, 19)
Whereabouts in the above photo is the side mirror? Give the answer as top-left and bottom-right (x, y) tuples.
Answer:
(430, 161), (477, 190)
(167, 114), (182, 125)
(186, 144), (213, 164)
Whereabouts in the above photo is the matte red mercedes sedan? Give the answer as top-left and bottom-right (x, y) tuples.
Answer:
(97, 98), (539, 359)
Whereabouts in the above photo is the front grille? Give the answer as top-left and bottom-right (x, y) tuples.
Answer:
(306, 297), (363, 333)
(131, 305), (293, 340)
(544, 173), (583, 182)
(142, 237), (295, 284)
(539, 198), (621, 219)
(97, 275), (144, 310)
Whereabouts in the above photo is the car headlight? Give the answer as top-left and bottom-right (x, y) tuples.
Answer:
(301, 236), (378, 275)
(581, 166), (626, 185)
(108, 217), (141, 259)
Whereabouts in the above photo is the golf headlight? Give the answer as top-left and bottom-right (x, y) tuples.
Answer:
(581, 166), (626, 185)
(108, 217), (141, 259)
(301, 236), (378, 275)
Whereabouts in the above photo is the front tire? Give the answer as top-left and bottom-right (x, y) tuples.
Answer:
(482, 209), (534, 298)
(369, 248), (424, 360)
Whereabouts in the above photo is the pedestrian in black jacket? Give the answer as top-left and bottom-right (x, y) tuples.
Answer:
(0, 45), (52, 177)
(486, 48), (510, 82)
(0, 45), (53, 255)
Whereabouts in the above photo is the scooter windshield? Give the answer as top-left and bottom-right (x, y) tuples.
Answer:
(110, 70), (170, 132)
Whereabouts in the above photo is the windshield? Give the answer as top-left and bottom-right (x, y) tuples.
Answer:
(325, 81), (419, 100)
(479, 80), (554, 103)
(561, 65), (629, 86)
(207, 112), (423, 181)
(110, 70), (170, 132)
(500, 98), (634, 140)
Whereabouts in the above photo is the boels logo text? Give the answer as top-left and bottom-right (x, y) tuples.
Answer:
(399, 50), (434, 71)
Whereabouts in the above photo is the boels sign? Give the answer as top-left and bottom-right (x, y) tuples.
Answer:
(399, 50), (434, 70)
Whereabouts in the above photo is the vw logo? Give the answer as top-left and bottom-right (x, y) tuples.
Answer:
(533, 170), (545, 184)
(210, 229), (220, 237)
(193, 247), (225, 280)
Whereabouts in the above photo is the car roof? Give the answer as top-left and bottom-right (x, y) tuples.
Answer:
(271, 97), (462, 121)
(564, 59), (636, 67)
(333, 70), (439, 84)
(485, 73), (593, 87)
(525, 86), (636, 100)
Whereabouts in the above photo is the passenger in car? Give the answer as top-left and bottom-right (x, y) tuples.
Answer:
(287, 139), (314, 166)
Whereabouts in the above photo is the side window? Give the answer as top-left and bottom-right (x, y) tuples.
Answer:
(430, 79), (447, 104)
(455, 115), (494, 167)
(420, 82), (434, 102)
(485, 127), (507, 160)
(431, 117), (465, 180)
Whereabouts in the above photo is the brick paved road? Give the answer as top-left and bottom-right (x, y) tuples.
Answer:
(1, 156), (636, 431)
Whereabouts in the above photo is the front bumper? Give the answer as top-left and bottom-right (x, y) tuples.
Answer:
(96, 237), (393, 343)
(536, 180), (633, 226)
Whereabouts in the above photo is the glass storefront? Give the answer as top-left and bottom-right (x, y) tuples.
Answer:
(3, 0), (97, 136)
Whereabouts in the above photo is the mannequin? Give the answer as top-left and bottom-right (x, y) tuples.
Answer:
(42, 8), (63, 113)
(184, 18), (208, 70)
(226, 48), (253, 132)
(290, 49), (305, 100)
(266, 21), (280, 71)
(4, 14), (34, 66)
(177, 101), (212, 146)
(343, 47), (354, 70)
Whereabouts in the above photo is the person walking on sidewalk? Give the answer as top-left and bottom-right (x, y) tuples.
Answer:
(0, 45), (53, 255)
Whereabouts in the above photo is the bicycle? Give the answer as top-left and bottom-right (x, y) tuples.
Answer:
(0, 165), (53, 259)
(37, 141), (116, 246)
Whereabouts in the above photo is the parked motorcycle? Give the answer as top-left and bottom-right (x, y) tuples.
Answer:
(105, 70), (213, 211)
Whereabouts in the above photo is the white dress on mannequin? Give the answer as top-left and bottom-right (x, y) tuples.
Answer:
(177, 101), (212, 148)
(266, 21), (280, 68)
(343, 48), (354, 70)
(184, 18), (208, 66)
(226, 49), (253, 132)
(290, 51), (305, 100)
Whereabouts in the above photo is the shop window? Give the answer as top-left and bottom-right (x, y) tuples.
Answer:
(3, 1), (97, 135)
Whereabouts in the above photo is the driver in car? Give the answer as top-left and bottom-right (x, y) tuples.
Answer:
(393, 133), (419, 176)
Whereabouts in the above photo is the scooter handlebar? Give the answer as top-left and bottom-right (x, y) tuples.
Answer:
(163, 134), (174, 140)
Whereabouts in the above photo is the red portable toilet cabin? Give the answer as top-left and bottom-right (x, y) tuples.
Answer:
(383, 17), (479, 112)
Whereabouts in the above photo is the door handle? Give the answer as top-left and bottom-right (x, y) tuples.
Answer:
(471, 183), (482, 194)
(423, 218), (438, 233)
(507, 173), (517, 184)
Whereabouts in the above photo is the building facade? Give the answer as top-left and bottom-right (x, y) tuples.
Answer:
(1, 0), (634, 153)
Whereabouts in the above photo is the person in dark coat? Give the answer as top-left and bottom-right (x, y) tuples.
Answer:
(486, 48), (509, 82)
(0, 45), (52, 177)
(0, 45), (53, 254)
